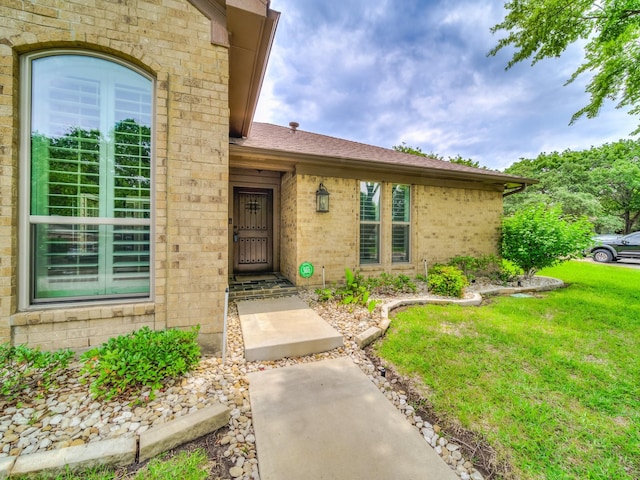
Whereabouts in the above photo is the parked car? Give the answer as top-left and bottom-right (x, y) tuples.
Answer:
(592, 233), (622, 243)
(591, 231), (640, 263)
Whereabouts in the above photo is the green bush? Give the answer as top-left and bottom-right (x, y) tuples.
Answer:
(448, 254), (504, 281)
(315, 268), (379, 312)
(80, 326), (201, 401)
(361, 272), (417, 294)
(340, 268), (371, 306)
(0, 344), (74, 401)
(315, 288), (335, 302)
(427, 265), (469, 297)
(499, 258), (524, 282)
(376, 273), (417, 293)
(447, 255), (486, 281)
(448, 254), (524, 284)
(502, 204), (593, 277)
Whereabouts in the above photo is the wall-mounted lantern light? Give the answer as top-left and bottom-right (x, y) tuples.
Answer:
(316, 183), (330, 212)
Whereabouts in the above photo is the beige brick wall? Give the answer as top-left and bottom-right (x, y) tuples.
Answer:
(10, 303), (159, 351)
(0, 0), (229, 352)
(283, 174), (503, 286)
(279, 172), (298, 282)
(289, 175), (359, 287)
(413, 185), (503, 266)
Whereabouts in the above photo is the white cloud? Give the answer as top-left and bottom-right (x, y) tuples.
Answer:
(257, 0), (638, 170)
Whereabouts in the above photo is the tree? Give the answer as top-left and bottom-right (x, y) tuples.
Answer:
(591, 157), (640, 233)
(392, 142), (427, 157)
(504, 140), (640, 233)
(489, 1), (640, 132)
(392, 143), (485, 168)
(448, 154), (481, 169)
(501, 204), (593, 278)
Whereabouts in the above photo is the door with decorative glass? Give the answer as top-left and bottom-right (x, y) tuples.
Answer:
(233, 188), (273, 273)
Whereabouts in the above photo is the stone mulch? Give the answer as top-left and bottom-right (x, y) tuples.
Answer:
(0, 276), (561, 479)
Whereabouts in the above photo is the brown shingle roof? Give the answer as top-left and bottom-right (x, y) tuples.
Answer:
(231, 122), (535, 186)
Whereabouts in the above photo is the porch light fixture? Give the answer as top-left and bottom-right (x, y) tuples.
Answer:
(316, 183), (330, 212)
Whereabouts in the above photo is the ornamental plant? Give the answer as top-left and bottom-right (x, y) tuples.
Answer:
(80, 326), (201, 400)
(502, 204), (593, 278)
(364, 272), (417, 294)
(0, 343), (74, 401)
(315, 268), (379, 313)
(427, 265), (469, 298)
(498, 258), (524, 283)
(447, 254), (524, 284)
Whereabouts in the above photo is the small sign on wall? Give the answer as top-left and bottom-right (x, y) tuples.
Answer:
(299, 262), (314, 278)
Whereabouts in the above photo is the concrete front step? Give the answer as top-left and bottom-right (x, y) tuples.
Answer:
(229, 287), (298, 301)
(228, 273), (297, 301)
(236, 296), (343, 362)
(248, 357), (458, 480)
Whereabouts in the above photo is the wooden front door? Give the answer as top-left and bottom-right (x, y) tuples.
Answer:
(233, 188), (273, 273)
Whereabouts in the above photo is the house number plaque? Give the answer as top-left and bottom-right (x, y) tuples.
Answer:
(299, 262), (314, 278)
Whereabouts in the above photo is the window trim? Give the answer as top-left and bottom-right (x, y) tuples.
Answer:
(19, 50), (156, 310)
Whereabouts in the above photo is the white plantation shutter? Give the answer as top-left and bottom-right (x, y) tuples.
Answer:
(392, 184), (410, 263)
(28, 53), (152, 302)
(360, 182), (381, 264)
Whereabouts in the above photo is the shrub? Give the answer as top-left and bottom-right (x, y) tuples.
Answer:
(502, 204), (593, 278)
(315, 288), (335, 302)
(448, 254), (525, 284)
(340, 268), (371, 306)
(448, 254), (505, 281)
(80, 326), (201, 400)
(447, 255), (485, 281)
(364, 272), (417, 294)
(0, 344), (74, 401)
(427, 265), (469, 297)
(499, 258), (524, 282)
(315, 268), (378, 312)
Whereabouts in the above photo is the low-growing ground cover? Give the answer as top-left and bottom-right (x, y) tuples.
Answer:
(375, 261), (640, 479)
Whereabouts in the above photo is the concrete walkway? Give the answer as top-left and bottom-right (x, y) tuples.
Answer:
(237, 296), (343, 361)
(240, 296), (457, 478)
(248, 357), (457, 480)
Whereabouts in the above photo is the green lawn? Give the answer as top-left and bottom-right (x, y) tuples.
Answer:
(15, 449), (211, 480)
(375, 261), (640, 479)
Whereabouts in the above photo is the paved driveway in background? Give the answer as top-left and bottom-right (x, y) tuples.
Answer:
(582, 257), (640, 270)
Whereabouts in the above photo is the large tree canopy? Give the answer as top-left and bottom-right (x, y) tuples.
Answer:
(490, 0), (640, 132)
(504, 139), (640, 234)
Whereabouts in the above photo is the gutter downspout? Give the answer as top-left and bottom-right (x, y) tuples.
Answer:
(503, 183), (528, 198)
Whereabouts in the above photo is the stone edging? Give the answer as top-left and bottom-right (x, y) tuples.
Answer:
(0, 276), (565, 478)
(0, 404), (230, 478)
(355, 276), (565, 349)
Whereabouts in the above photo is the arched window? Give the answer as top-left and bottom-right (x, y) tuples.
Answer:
(21, 52), (154, 305)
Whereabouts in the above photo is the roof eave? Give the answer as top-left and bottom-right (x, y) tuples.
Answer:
(229, 143), (538, 188)
(187, 0), (280, 138)
(227, 2), (280, 138)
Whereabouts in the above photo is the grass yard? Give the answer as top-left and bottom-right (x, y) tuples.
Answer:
(14, 449), (212, 480)
(375, 261), (640, 479)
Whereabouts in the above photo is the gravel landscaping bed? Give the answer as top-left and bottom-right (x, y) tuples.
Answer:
(0, 276), (560, 479)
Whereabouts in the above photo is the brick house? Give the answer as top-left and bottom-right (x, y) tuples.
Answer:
(0, 1), (532, 353)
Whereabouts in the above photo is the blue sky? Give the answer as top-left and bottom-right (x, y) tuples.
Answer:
(254, 0), (638, 171)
